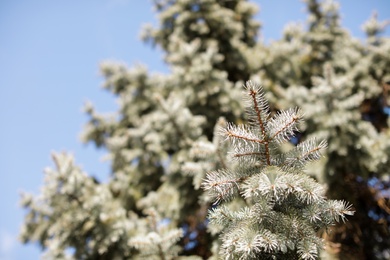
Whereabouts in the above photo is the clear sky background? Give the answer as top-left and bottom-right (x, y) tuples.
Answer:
(0, 0), (389, 259)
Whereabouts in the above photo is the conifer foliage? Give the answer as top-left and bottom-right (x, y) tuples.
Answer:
(19, 0), (389, 259)
(252, 1), (390, 257)
(202, 81), (354, 260)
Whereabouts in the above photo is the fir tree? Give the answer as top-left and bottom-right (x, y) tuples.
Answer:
(20, 0), (389, 259)
(250, 1), (390, 258)
(20, 0), (260, 258)
(202, 81), (353, 259)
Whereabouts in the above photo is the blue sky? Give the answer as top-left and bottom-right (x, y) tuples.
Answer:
(0, 0), (389, 259)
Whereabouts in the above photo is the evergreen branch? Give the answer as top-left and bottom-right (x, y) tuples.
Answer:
(244, 81), (271, 165)
(281, 138), (327, 170)
(208, 206), (252, 229)
(326, 200), (355, 223)
(222, 123), (266, 145)
(246, 82), (268, 136)
(295, 179), (325, 204)
(230, 143), (268, 166)
(241, 167), (326, 205)
(202, 169), (245, 204)
(242, 167), (287, 200)
(253, 230), (279, 253)
(302, 204), (323, 225)
(298, 139), (327, 161)
(244, 81), (270, 134)
(267, 108), (303, 143)
(297, 239), (319, 260)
